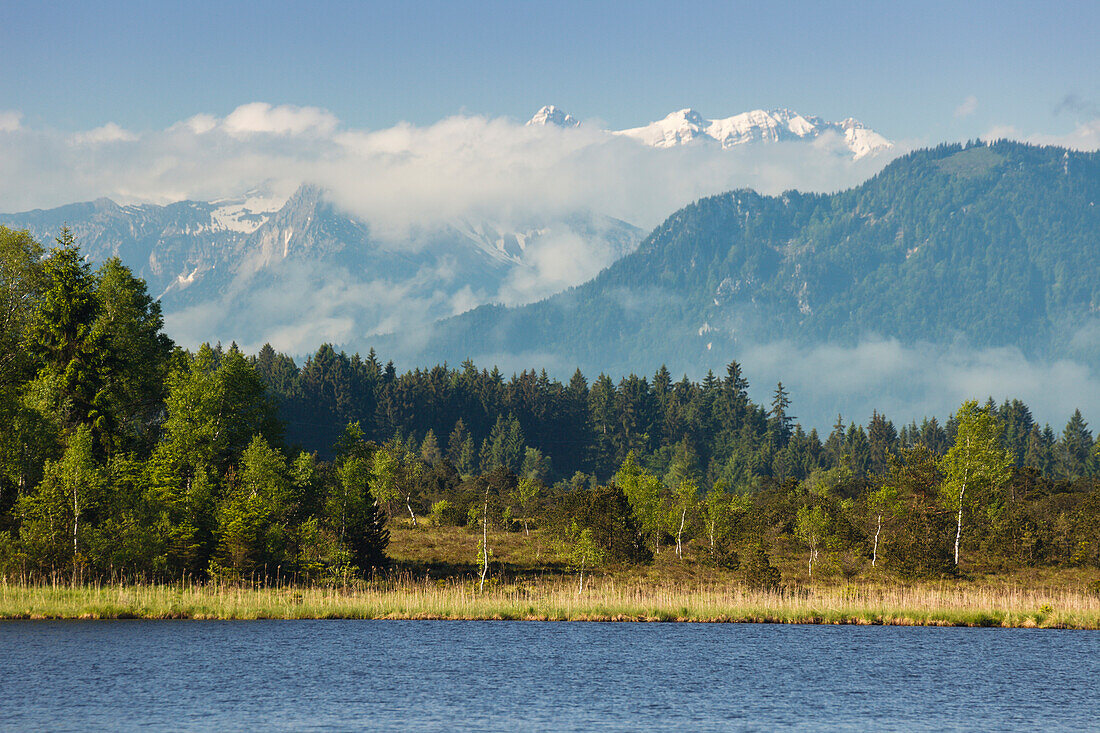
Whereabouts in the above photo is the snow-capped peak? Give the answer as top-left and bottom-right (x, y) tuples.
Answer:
(527, 105), (580, 128)
(208, 187), (286, 233)
(612, 107), (892, 159)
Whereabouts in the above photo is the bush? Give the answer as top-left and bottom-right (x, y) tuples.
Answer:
(743, 542), (781, 591)
(429, 500), (456, 526)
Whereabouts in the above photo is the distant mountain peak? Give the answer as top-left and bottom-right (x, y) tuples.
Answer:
(613, 107), (892, 159)
(527, 105), (580, 128)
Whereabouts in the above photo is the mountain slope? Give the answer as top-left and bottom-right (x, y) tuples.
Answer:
(1, 187), (643, 352)
(388, 142), (1100, 374)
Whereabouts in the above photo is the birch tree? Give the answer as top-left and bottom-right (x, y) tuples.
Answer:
(477, 481), (492, 591)
(15, 425), (104, 576)
(615, 452), (663, 554)
(569, 523), (604, 594)
(509, 476), (540, 536)
(795, 504), (829, 581)
(670, 479), (698, 560)
(939, 400), (1013, 566)
(867, 484), (899, 567)
(369, 446), (401, 521)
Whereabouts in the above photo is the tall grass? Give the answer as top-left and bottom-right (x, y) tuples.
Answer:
(2, 577), (1097, 628)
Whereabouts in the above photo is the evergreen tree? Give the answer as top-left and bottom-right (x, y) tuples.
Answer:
(1057, 409), (1093, 480)
(768, 382), (793, 445)
(446, 419), (470, 465)
(867, 410), (898, 476)
(419, 429), (442, 466)
(24, 228), (102, 436)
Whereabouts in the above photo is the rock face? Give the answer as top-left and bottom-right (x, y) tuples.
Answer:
(1, 186), (642, 353)
(527, 105), (580, 128)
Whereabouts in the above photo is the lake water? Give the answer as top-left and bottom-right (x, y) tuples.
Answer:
(1, 621), (1097, 731)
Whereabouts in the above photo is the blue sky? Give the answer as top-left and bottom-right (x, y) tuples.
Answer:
(3, 0), (1098, 141)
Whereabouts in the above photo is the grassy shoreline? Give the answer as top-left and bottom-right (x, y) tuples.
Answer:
(3, 580), (1098, 628)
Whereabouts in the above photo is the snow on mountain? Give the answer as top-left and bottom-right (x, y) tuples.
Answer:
(527, 105), (891, 159)
(526, 105), (580, 128)
(208, 189), (286, 233)
(0, 186), (643, 353)
(613, 107), (892, 158)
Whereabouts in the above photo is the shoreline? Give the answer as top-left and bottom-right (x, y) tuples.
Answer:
(3, 582), (1097, 628)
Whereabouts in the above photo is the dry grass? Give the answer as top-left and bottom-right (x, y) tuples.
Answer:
(4, 526), (1097, 626)
(2, 577), (1097, 628)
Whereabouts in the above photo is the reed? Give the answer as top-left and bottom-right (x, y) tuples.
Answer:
(2, 577), (1098, 628)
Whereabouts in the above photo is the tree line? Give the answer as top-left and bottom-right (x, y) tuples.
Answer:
(1, 226), (1098, 584)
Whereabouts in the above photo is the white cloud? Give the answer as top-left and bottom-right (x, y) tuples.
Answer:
(0, 110), (22, 132)
(221, 102), (338, 137)
(69, 122), (137, 145)
(954, 95), (979, 118)
(495, 228), (622, 306)
(982, 120), (1100, 151)
(734, 337), (1100, 430)
(462, 335), (1100, 432)
(0, 103), (899, 230)
(179, 113), (217, 134)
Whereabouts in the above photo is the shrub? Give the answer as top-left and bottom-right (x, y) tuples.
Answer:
(743, 542), (781, 592)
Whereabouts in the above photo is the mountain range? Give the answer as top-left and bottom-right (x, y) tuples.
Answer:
(0, 185), (642, 351)
(380, 141), (1100, 377)
(528, 105), (892, 159)
(1, 105), (891, 354)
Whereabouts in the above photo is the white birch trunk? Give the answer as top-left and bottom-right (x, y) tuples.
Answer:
(72, 483), (79, 561)
(676, 508), (686, 559)
(872, 514), (881, 567)
(954, 483), (965, 566)
(479, 491), (489, 592)
(954, 439), (971, 566)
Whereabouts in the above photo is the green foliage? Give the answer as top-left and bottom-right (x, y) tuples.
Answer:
(87, 258), (173, 453)
(568, 523), (605, 593)
(158, 344), (278, 475)
(331, 454), (389, 572)
(14, 426), (105, 573)
(701, 481), (742, 568)
(2, 226), (1100, 584)
(615, 452), (664, 553)
(211, 436), (292, 578)
(23, 229), (102, 436)
(743, 542), (781, 591)
(0, 226), (44, 388)
(940, 400), (1015, 565)
(795, 504), (830, 580)
(554, 483), (651, 564)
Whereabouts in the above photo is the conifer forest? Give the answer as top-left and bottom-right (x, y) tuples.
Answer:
(1, 225), (1098, 584)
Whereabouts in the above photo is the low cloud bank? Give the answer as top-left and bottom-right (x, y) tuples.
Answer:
(736, 337), (1099, 431)
(0, 102), (896, 234)
(444, 336), (1099, 432)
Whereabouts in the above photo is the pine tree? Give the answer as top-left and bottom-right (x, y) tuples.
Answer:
(447, 419), (470, 464)
(420, 429), (442, 466)
(1057, 409), (1093, 480)
(24, 228), (102, 435)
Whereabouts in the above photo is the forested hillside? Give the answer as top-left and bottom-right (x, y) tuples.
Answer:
(397, 141), (1100, 374)
(2, 219), (1099, 585)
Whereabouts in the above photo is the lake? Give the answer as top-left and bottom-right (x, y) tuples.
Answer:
(1, 621), (1097, 731)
